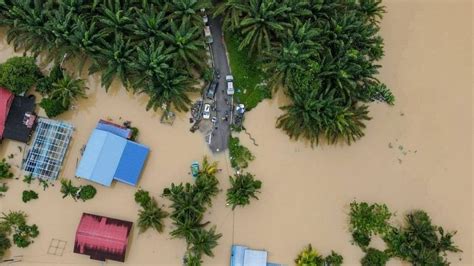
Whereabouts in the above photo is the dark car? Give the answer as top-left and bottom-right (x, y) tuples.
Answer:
(206, 81), (218, 99)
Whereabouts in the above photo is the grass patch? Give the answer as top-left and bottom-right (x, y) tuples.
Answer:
(224, 34), (270, 110)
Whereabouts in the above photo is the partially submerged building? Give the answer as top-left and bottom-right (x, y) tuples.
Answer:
(23, 118), (74, 180)
(231, 245), (281, 266)
(76, 121), (150, 186)
(74, 213), (133, 262)
(0, 88), (37, 143)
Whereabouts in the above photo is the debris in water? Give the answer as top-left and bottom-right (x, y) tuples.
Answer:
(398, 159), (402, 164)
(7, 154), (13, 159)
(388, 142), (393, 149)
(398, 145), (403, 151)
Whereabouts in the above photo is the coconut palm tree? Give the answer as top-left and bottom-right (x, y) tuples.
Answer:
(50, 73), (87, 108)
(140, 68), (196, 112)
(162, 18), (207, 71)
(237, 0), (291, 54)
(276, 78), (370, 145)
(214, 0), (248, 32)
(137, 200), (168, 233)
(96, 0), (134, 37)
(60, 179), (79, 200)
(167, 0), (211, 27)
(0, 0), (53, 55)
(226, 172), (262, 210)
(128, 9), (167, 43)
(188, 226), (222, 258)
(89, 35), (134, 90)
(68, 20), (108, 71)
(128, 41), (172, 91)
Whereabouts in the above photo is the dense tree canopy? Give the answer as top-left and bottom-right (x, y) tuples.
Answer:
(0, 0), (211, 112)
(216, 0), (395, 145)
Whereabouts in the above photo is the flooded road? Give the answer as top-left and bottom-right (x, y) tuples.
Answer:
(0, 1), (472, 265)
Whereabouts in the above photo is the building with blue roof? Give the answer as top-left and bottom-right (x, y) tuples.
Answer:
(76, 124), (149, 187)
(230, 245), (282, 266)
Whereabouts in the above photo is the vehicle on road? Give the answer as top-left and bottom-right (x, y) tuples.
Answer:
(227, 81), (234, 95)
(204, 26), (213, 43)
(206, 81), (218, 99)
(203, 103), (211, 119)
(225, 75), (233, 82)
(211, 117), (217, 124)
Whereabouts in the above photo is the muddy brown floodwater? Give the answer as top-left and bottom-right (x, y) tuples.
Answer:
(0, 1), (472, 265)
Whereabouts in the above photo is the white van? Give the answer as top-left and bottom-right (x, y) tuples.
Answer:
(227, 81), (234, 95)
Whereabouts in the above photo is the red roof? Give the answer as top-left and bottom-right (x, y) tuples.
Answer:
(0, 87), (14, 138)
(74, 213), (133, 262)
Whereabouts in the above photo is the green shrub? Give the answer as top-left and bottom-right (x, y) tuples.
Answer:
(226, 172), (261, 210)
(21, 190), (38, 203)
(39, 98), (69, 118)
(228, 137), (255, 169)
(134, 189), (151, 208)
(0, 56), (41, 95)
(0, 232), (11, 259)
(324, 251), (344, 266)
(295, 244), (323, 266)
(130, 127), (139, 141)
(12, 223), (39, 248)
(78, 185), (96, 201)
(22, 174), (34, 184)
(349, 201), (392, 248)
(384, 210), (461, 265)
(361, 248), (390, 266)
(0, 159), (14, 180)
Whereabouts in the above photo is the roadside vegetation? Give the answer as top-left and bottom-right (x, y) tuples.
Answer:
(215, 0), (395, 146)
(228, 136), (254, 169)
(134, 189), (168, 233)
(349, 201), (461, 265)
(163, 156), (222, 265)
(295, 244), (343, 266)
(0, 1), (211, 114)
(224, 34), (269, 110)
(60, 179), (97, 202)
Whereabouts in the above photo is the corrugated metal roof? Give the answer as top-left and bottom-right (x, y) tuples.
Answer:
(114, 141), (149, 186)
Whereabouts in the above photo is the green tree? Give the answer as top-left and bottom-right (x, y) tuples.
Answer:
(228, 137), (255, 169)
(168, 0), (211, 27)
(0, 231), (11, 259)
(134, 188), (152, 208)
(22, 190), (38, 203)
(39, 98), (69, 118)
(188, 226), (222, 258)
(226, 172), (262, 210)
(0, 159), (14, 180)
(77, 185), (96, 201)
(361, 248), (390, 266)
(0, 56), (42, 95)
(349, 201), (392, 248)
(60, 179), (79, 200)
(137, 200), (168, 233)
(214, 0), (248, 31)
(49, 73), (87, 109)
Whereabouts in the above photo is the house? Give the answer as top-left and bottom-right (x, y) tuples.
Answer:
(0, 87), (14, 139)
(231, 245), (282, 266)
(23, 118), (74, 180)
(76, 122), (150, 186)
(74, 213), (133, 262)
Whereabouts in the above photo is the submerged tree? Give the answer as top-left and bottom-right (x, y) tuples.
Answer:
(226, 172), (262, 210)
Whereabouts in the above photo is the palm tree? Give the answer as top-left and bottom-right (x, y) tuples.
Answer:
(96, 0), (133, 37)
(214, 0), (248, 32)
(276, 77), (370, 145)
(50, 73), (87, 108)
(162, 18), (207, 71)
(137, 200), (168, 233)
(128, 9), (167, 43)
(128, 41), (172, 91)
(60, 179), (78, 200)
(237, 0), (291, 54)
(140, 68), (196, 112)
(167, 0), (211, 27)
(188, 226), (222, 258)
(226, 172), (262, 210)
(89, 35), (134, 90)
(0, 0), (53, 55)
(68, 20), (108, 71)
(199, 156), (218, 176)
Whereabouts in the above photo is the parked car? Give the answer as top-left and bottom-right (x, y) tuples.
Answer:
(204, 26), (213, 43)
(203, 103), (211, 119)
(227, 81), (234, 95)
(191, 161), (199, 178)
(225, 75), (233, 82)
(206, 81), (218, 99)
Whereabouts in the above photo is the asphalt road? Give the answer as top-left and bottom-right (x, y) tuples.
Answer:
(208, 15), (232, 153)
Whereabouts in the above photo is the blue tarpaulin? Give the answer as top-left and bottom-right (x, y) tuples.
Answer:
(76, 128), (149, 186)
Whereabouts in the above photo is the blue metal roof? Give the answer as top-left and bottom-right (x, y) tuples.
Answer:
(96, 121), (131, 139)
(114, 142), (150, 186)
(76, 128), (149, 187)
